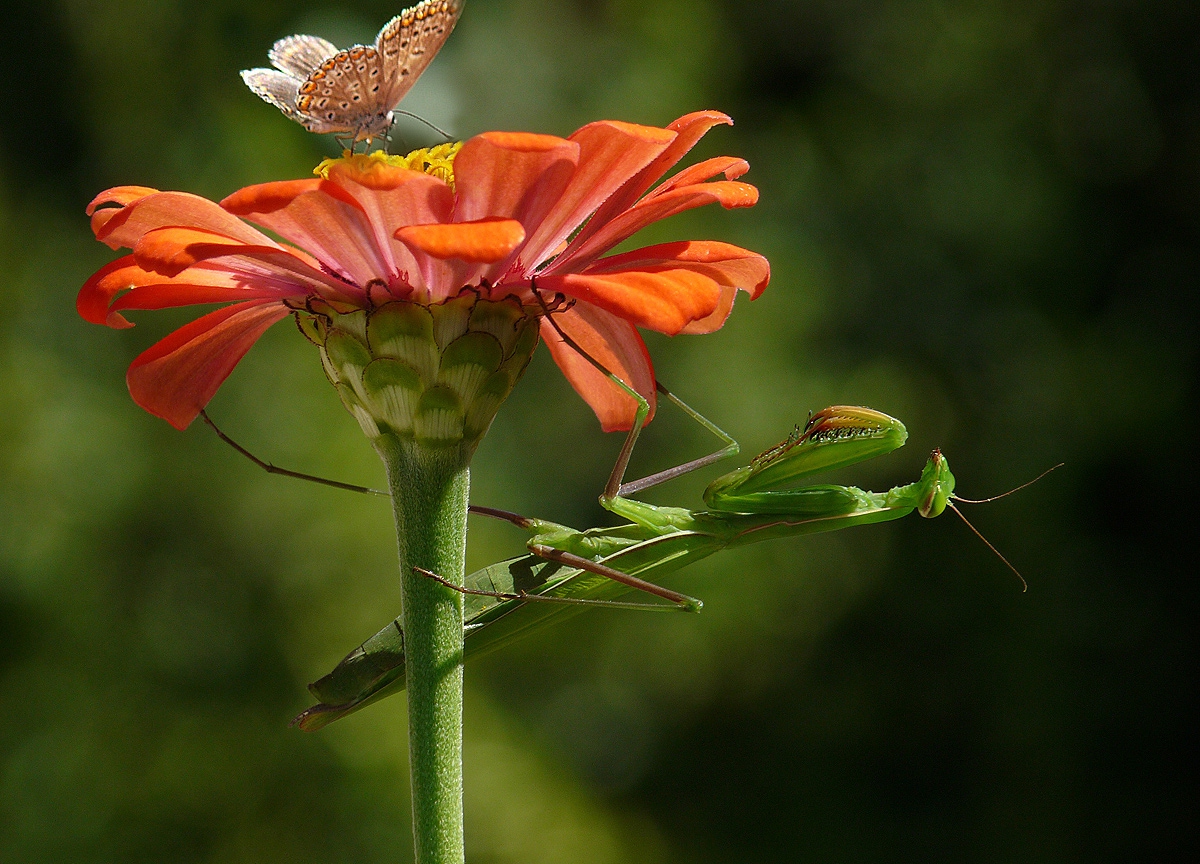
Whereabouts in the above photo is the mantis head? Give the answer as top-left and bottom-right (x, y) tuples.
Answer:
(916, 449), (956, 518)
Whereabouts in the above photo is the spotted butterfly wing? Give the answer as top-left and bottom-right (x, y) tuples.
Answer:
(241, 0), (462, 143)
(370, 3), (463, 120)
(269, 34), (340, 78)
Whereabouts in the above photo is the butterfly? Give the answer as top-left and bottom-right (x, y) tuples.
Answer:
(241, 0), (463, 146)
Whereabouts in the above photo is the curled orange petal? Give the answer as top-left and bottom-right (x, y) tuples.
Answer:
(95, 191), (275, 251)
(77, 256), (156, 328)
(537, 268), (721, 336)
(551, 180), (759, 274)
(590, 240), (771, 300)
(86, 185), (159, 217)
(651, 157), (750, 196)
(322, 157), (423, 191)
(133, 227), (284, 277)
(395, 218), (526, 263)
(221, 179), (361, 215)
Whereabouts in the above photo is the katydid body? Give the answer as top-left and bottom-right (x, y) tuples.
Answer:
(294, 406), (958, 730)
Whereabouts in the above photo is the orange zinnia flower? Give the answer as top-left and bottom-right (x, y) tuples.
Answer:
(78, 111), (769, 432)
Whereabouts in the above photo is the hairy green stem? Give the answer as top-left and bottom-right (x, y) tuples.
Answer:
(375, 433), (470, 864)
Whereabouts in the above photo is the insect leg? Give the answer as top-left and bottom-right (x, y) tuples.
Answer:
(199, 409), (389, 496)
(525, 545), (702, 610)
(413, 566), (692, 612)
(534, 286), (739, 499)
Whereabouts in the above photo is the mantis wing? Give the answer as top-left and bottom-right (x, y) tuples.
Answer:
(294, 531), (724, 731)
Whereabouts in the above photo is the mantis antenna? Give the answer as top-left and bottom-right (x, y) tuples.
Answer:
(945, 502), (1028, 592)
(946, 463), (1064, 592)
(952, 463), (1064, 504)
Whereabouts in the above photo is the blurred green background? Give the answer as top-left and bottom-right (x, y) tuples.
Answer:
(2, 0), (1197, 861)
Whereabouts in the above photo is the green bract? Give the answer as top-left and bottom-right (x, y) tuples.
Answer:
(299, 292), (540, 454)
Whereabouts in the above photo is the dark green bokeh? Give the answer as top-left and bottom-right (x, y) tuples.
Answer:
(2, 0), (1196, 861)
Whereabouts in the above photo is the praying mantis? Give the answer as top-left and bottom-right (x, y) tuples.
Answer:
(206, 395), (1023, 731)
(290, 403), (981, 730)
(201, 304), (1047, 732)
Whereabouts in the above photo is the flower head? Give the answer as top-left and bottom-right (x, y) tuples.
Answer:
(79, 111), (769, 433)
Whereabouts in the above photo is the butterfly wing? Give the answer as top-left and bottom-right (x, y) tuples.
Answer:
(245, 1), (462, 139)
(374, 0), (463, 112)
(269, 34), (339, 77)
(292, 45), (394, 136)
(241, 68), (305, 122)
(243, 35), (339, 126)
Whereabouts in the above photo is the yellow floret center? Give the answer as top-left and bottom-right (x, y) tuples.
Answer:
(314, 143), (462, 189)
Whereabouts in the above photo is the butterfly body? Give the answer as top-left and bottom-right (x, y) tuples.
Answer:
(242, 0), (462, 145)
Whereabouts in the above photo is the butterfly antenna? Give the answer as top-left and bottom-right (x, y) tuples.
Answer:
(952, 463), (1063, 504)
(946, 501), (1027, 592)
(393, 110), (454, 141)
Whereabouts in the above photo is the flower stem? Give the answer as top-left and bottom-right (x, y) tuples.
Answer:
(375, 434), (470, 864)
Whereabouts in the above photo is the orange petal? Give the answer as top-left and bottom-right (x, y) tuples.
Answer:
(112, 281), (302, 316)
(126, 301), (291, 430)
(95, 191), (275, 251)
(221, 178), (360, 216)
(537, 268), (721, 336)
(454, 132), (578, 226)
(86, 185), (159, 217)
(395, 219), (526, 263)
(77, 256), (301, 328)
(551, 180), (759, 274)
(77, 256), (158, 328)
(519, 120), (677, 269)
(322, 157), (424, 191)
(87, 186), (160, 237)
(540, 304), (656, 432)
(133, 227), (284, 277)
(589, 240), (770, 300)
(573, 111), (734, 251)
(185, 248), (366, 306)
(678, 285), (739, 335)
(649, 156), (749, 197)
(223, 181), (393, 287)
